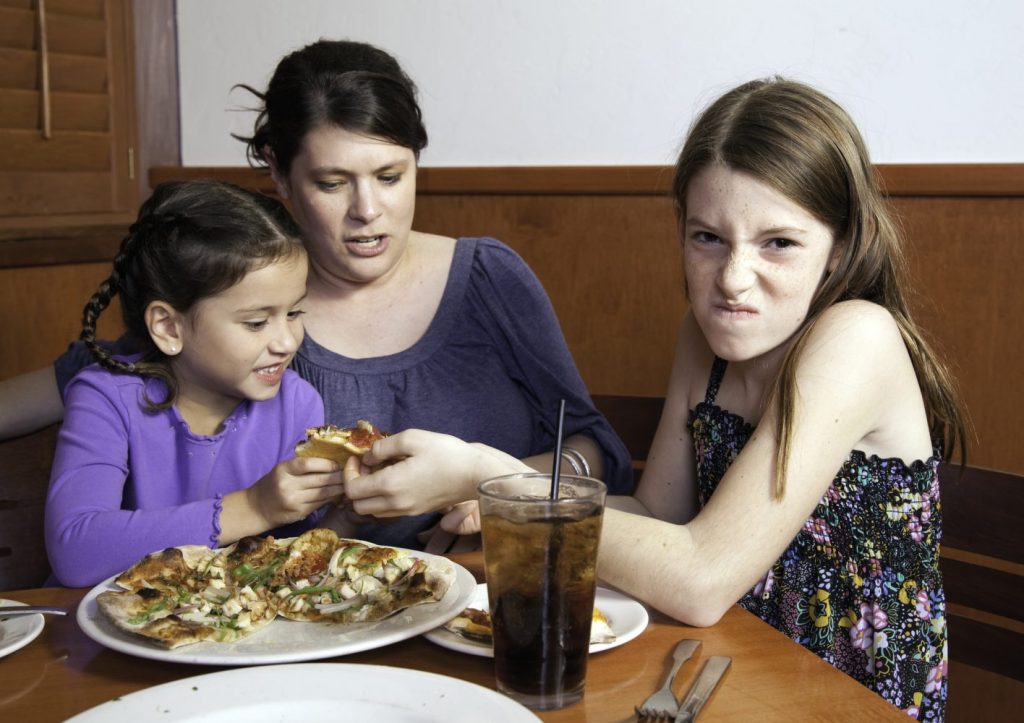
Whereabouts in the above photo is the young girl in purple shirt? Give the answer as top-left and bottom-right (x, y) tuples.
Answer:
(45, 180), (344, 587)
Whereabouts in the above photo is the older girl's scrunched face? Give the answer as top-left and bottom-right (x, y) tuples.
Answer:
(274, 125), (418, 289)
(682, 164), (839, 365)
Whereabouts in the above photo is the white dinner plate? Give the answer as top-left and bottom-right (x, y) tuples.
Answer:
(66, 662), (540, 722)
(423, 583), (649, 657)
(0, 598), (46, 659)
(76, 549), (476, 665)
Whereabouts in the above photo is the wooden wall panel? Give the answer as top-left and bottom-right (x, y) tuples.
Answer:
(415, 194), (684, 397)
(0, 262), (122, 378)
(893, 197), (1024, 471)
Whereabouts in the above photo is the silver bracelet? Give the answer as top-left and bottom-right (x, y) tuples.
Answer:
(559, 445), (591, 478)
(560, 450), (583, 475)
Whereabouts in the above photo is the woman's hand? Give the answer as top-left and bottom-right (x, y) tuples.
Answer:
(342, 429), (530, 518)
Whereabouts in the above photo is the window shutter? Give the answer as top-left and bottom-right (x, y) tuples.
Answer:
(0, 0), (137, 224)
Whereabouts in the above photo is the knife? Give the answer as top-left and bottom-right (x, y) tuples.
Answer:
(673, 655), (731, 722)
(0, 605), (67, 619)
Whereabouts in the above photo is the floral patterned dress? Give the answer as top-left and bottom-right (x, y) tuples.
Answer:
(688, 357), (947, 721)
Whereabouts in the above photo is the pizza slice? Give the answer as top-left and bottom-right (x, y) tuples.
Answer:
(443, 605), (616, 645)
(97, 576), (278, 649)
(273, 530), (454, 624)
(113, 545), (219, 593)
(294, 420), (388, 466)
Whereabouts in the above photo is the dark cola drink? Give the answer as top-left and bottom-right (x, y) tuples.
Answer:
(479, 474), (605, 711)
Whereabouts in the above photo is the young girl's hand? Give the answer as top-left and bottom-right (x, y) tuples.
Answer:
(243, 456), (346, 530)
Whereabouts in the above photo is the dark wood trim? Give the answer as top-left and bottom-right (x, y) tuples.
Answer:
(947, 615), (1024, 681)
(6, 162), (1023, 268)
(0, 224), (127, 267)
(940, 464), (1024, 565)
(149, 166), (277, 193)
(942, 557), (1023, 623)
(150, 163), (1024, 198)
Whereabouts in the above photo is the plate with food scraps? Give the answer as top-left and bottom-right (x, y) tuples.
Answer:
(77, 547), (475, 666)
(0, 598), (46, 659)
(67, 663), (540, 722)
(423, 582), (649, 657)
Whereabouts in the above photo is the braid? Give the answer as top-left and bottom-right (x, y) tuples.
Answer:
(80, 235), (137, 376)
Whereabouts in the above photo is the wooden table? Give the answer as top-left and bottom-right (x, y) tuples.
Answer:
(1, 552), (907, 722)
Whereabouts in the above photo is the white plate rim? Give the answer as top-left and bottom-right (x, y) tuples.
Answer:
(76, 548), (476, 665)
(0, 598), (46, 659)
(65, 662), (540, 722)
(422, 583), (649, 657)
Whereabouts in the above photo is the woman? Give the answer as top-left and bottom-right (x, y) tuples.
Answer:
(22, 39), (632, 550)
(348, 78), (966, 719)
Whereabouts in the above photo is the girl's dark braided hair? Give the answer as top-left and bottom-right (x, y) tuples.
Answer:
(80, 179), (304, 411)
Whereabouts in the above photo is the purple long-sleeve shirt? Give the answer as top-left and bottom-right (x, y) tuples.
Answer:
(45, 366), (324, 587)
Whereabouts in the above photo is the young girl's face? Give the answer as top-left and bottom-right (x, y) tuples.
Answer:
(682, 164), (838, 365)
(172, 251), (308, 417)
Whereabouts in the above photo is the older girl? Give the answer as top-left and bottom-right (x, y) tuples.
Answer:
(352, 78), (966, 719)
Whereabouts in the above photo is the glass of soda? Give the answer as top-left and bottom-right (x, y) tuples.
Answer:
(478, 473), (606, 710)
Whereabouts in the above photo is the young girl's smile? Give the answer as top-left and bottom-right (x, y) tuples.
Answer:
(683, 164), (838, 366)
(170, 251), (308, 430)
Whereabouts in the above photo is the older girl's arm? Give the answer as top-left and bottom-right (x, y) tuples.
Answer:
(598, 302), (921, 626)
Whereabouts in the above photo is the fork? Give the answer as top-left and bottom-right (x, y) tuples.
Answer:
(635, 638), (701, 721)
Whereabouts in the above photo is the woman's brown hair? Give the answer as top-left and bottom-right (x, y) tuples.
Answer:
(672, 77), (968, 496)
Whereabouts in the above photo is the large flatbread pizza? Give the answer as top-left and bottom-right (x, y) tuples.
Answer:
(96, 528), (454, 649)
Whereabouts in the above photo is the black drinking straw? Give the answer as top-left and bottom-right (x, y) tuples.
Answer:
(550, 398), (566, 499)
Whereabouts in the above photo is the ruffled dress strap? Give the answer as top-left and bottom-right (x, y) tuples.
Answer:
(704, 356), (728, 405)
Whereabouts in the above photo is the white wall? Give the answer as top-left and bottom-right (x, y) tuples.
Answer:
(176, 0), (1024, 166)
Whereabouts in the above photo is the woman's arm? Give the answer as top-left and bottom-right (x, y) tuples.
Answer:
(598, 302), (924, 626)
(0, 366), (64, 440)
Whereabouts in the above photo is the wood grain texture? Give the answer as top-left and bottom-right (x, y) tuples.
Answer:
(946, 661), (1024, 723)
(0, 262), (122, 377)
(0, 423), (57, 590)
(148, 163), (1024, 196)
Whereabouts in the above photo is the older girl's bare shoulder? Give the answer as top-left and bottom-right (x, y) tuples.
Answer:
(810, 300), (904, 351)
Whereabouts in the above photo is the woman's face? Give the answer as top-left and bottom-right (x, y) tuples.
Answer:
(682, 164), (838, 364)
(273, 125), (418, 288)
